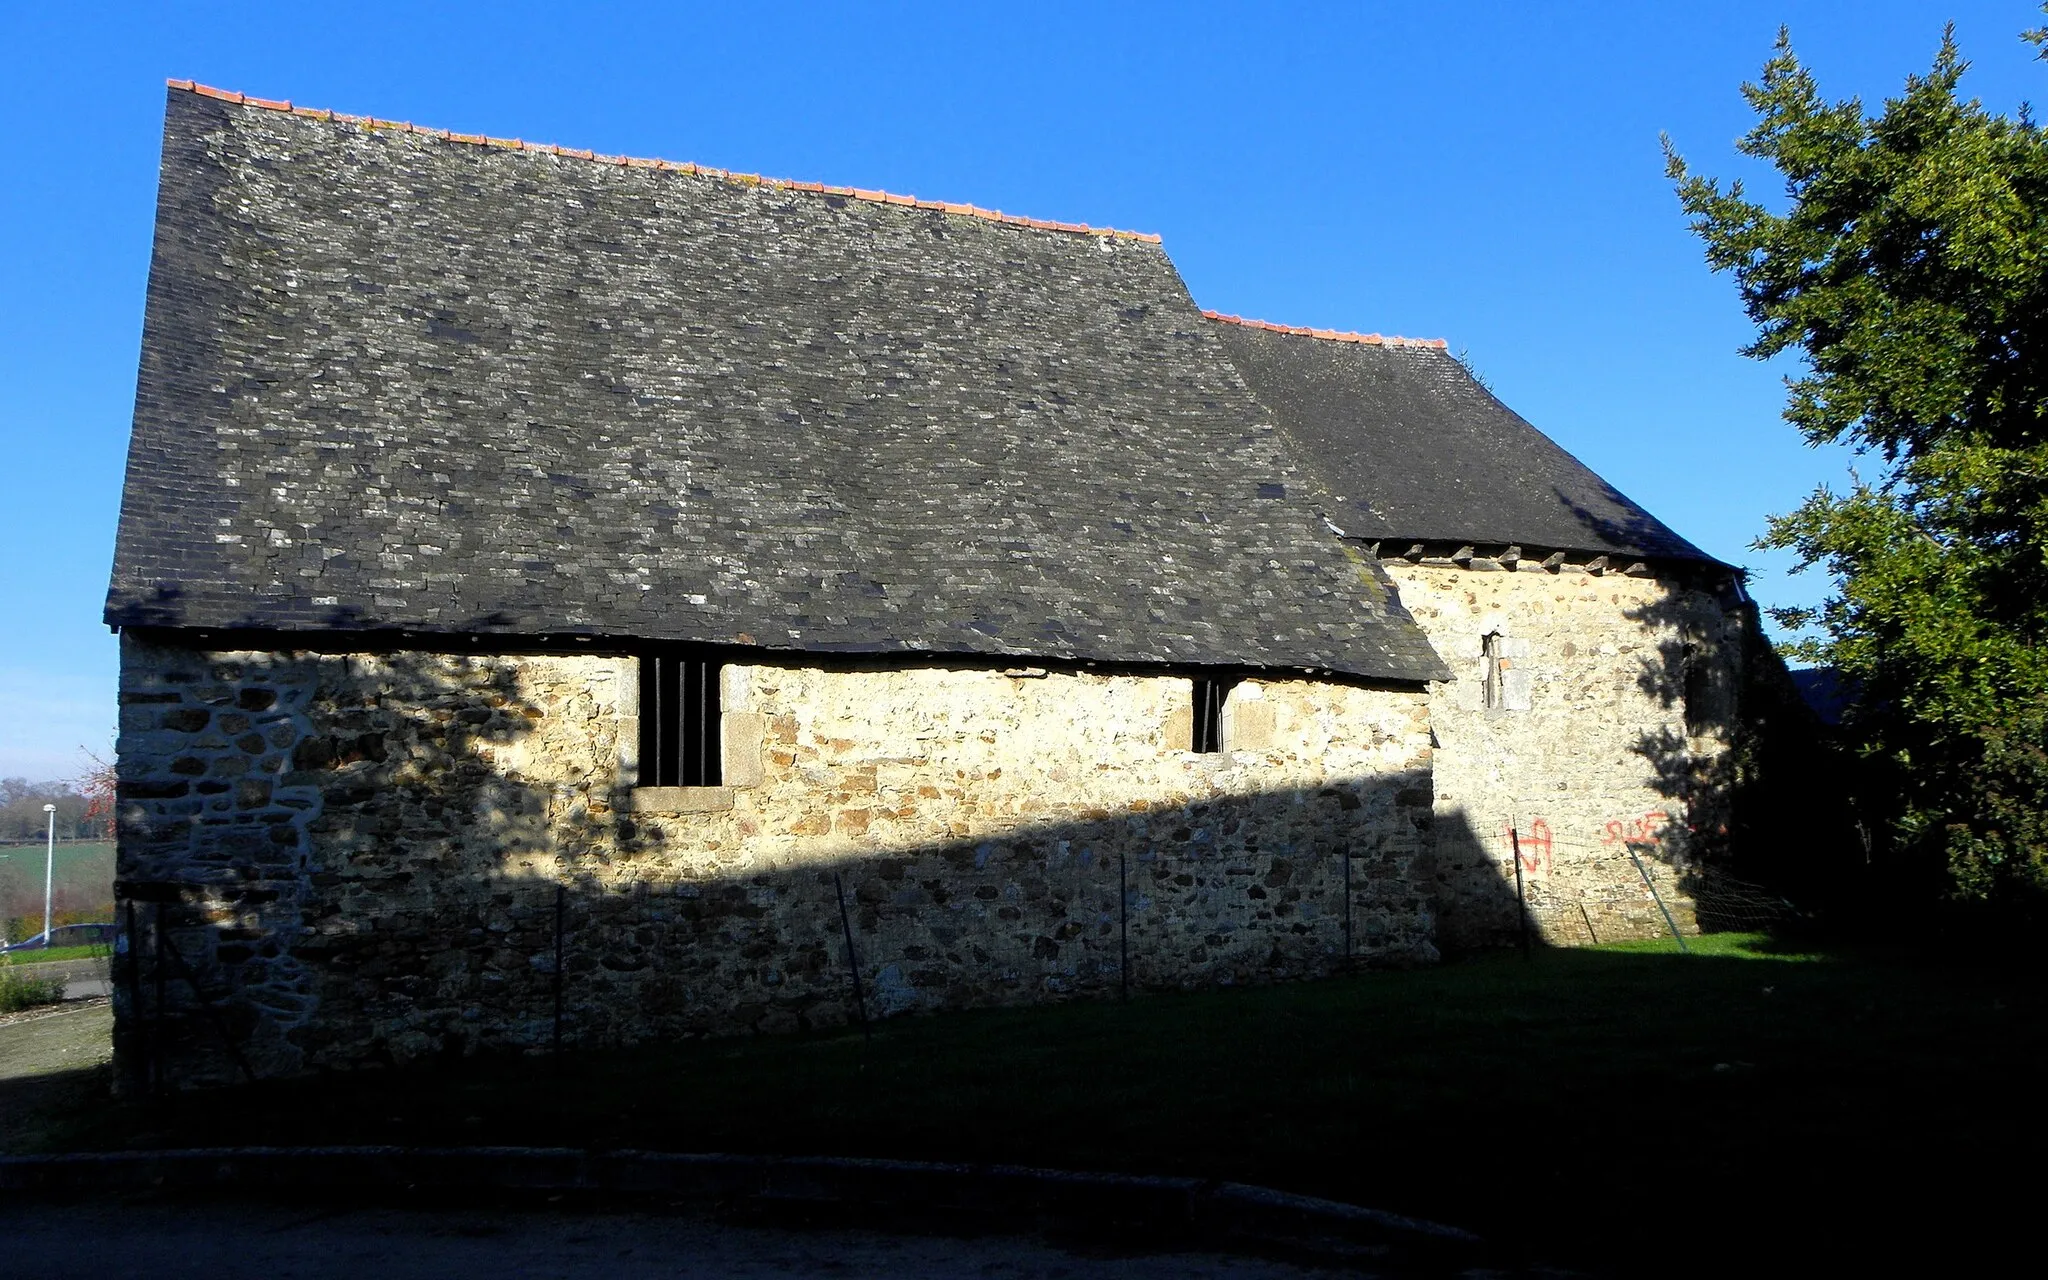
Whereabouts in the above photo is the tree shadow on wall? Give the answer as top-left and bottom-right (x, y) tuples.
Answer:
(1620, 583), (1862, 927)
(113, 643), (1526, 1091)
(1540, 483), (1861, 915)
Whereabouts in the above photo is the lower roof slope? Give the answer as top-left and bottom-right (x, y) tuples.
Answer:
(108, 86), (1446, 684)
(1211, 318), (1718, 564)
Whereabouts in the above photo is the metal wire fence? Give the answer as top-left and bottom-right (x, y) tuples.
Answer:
(116, 834), (1443, 1088)
(115, 820), (1807, 1089)
(1481, 821), (1800, 951)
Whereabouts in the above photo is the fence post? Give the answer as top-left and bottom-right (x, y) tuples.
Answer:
(1511, 828), (1530, 958)
(832, 870), (870, 1038)
(1623, 842), (1690, 954)
(123, 899), (148, 1095)
(1341, 849), (1353, 969)
(152, 901), (167, 1096)
(1118, 848), (1129, 1001)
(153, 920), (257, 1086)
(552, 884), (565, 1056)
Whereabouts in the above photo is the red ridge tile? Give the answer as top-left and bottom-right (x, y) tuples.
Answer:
(1200, 309), (1444, 350)
(168, 80), (1167, 244)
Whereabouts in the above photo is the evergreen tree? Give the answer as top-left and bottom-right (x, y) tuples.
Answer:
(1665, 13), (2048, 918)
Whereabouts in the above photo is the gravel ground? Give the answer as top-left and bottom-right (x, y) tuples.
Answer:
(0, 1197), (1370, 1279)
(0, 999), (111, 1077)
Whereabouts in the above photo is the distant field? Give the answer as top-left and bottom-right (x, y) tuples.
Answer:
(0, 843), (113, 941)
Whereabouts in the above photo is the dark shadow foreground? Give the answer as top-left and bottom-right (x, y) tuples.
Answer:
(37, 938), (2048, 1277)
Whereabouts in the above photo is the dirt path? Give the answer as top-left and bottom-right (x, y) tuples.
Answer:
(0, 1198), (1363, 1279)
(0, 1000), (112, 1153)
(0, 999), (111, 1078)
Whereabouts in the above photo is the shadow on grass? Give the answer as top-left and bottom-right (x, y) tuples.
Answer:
(35, 937), (2048, 1275)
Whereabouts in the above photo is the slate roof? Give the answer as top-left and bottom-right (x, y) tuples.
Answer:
(1210, 315), (1719, 564)
(108, 85), (1447, 684)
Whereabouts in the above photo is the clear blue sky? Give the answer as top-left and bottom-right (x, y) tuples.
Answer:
(3, 2), (2042, 781)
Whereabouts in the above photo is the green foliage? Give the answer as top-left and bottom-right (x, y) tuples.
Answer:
(0, 966), (65, 1014)
(1666, 15), (2048, 918)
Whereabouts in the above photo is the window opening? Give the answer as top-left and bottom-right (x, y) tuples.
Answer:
(1192, 675), (1231, 753)
(1683, 642), (1716, 732)
(640, 655), (722, 786)
(1483, 632), (1506, 710)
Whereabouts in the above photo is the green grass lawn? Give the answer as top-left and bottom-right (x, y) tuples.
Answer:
(32, 933), (2047, 1273)
(2, 945), (108, 965)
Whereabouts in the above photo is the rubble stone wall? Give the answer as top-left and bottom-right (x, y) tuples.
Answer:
(114, 633), (1437, 1087)
(1380, 558), (1743, 947)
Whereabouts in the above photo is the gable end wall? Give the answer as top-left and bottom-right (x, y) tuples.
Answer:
(1380, 559), (1743, 947)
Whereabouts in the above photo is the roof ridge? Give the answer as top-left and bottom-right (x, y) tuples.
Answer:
(168, 80), (1165, 244)
(1201, 309), (1447, 349)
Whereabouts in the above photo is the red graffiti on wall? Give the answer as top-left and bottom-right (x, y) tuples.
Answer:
(1600, 811), (1670, 848)
(1505, 818), (1553, 874)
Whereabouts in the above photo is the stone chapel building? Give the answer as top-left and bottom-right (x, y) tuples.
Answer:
(109, 83), (1748, 1085)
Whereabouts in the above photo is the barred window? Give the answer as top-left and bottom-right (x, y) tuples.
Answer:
(639, 655), (722, 787)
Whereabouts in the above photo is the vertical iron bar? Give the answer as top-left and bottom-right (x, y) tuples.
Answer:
(553, 884), (566, 1055)
(833, 871), (869, 1038)
(1118, 848), (1129, 1000)
(704, 660), (722, 786)
(1512, 828), (1530, 958)
(1193, 679), (1222, 753)
(651, 656), (660, 785)
(706, 660), (722, 785)
(1625, 844), (1690, 953)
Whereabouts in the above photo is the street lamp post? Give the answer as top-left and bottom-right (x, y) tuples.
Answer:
(42, 803), (56, 949)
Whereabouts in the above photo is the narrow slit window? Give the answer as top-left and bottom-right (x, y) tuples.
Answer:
(639, 655), (722, 786)
(1483, 632), (1505, 710)
(1192, 676), (1229, 753)
(1683, 642), (1717, 732)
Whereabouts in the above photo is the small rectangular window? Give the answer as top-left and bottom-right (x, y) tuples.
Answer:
(1684, 642), (1723, 732)
(1483, 633), (1505, 710)
(640, 655), (722, 786)
(1192, 675), (1229, 753)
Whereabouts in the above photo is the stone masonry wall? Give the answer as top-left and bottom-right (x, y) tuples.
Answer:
(114, 633), (1436, 1087)
(1379, 559), (1743, 947)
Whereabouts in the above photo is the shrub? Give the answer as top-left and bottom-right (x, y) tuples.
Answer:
(0, 964), (66, 1013)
